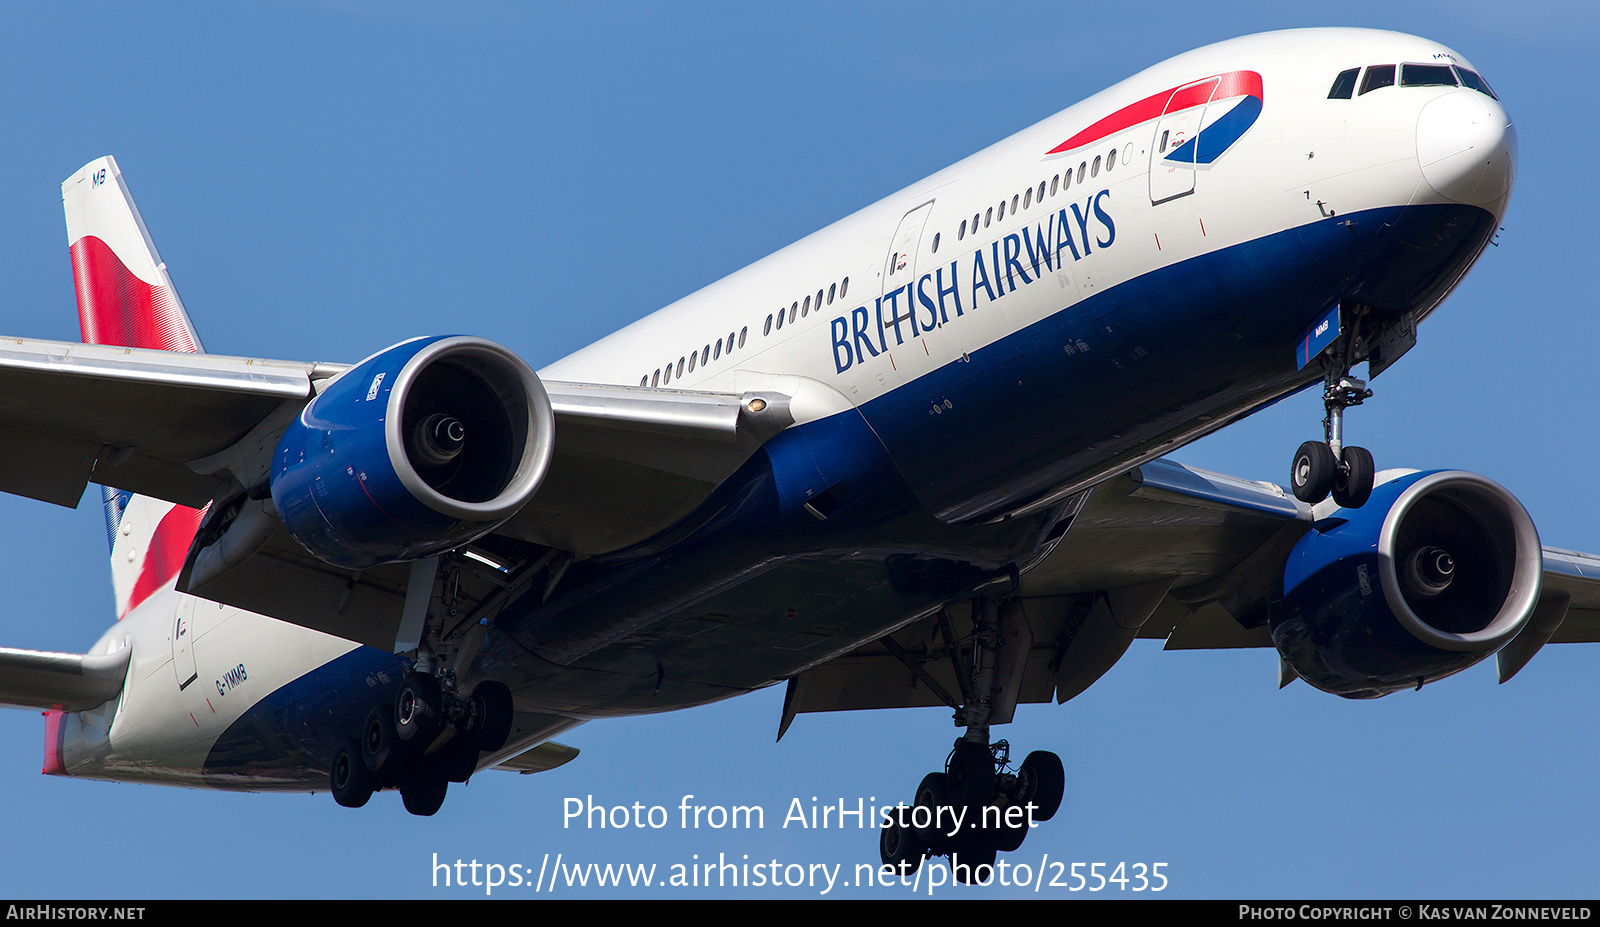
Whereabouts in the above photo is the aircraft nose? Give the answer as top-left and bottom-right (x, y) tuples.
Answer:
(1416, 91), (1516, 207)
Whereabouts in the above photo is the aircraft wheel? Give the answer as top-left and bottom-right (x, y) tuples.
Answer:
(401, 773), (448, 816)
(1332, 446), (1375, 509)
(437, 740), (481, 784)
(913, 773), (954, 854)
(362, 705), (408, 778)
(1017, 750), (1065, 823)
(395, 673), (442, 744)
(330, 739), (374, 808)
(951, 837), (997, 885)
(1291, 441), (1337, 504)
(994, 810), (1028, 852)
(878, 812), (924, 875)
(467, 681), (513, 752)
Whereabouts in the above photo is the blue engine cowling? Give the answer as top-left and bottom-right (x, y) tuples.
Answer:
(271, 335), (554, 569)
(1273, 470), (1543, 699)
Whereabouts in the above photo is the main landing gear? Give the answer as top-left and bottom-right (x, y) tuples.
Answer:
(1290, 318), (1377, 508)
(329, 672), (514, 815)
(880, 739), (1065, 882)
(878, 598), (1066, 884)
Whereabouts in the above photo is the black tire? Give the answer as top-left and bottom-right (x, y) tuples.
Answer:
(878, 811), (925, 875)
(913, 773), (954, 854)
(437, 740), (481, 784)
(945, 740), (994, 813)
(401, 774), (448, 816)
(330, 739), (374, 808)
(361, 705), (408, 779)
(1291, 440), (1337, 504)
(1332, 445), (1375, 509)
(950, 837), (997, 884)
(468, 681), (513, 753)
(1018, 751), (1065, 823)
(395, 673), (442, 744)
(993, 808), (1029, 852)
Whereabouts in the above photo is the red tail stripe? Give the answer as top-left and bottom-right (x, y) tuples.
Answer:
(70, 235), (197, 353)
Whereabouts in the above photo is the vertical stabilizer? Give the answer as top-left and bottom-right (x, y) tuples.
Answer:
(62, 156), (203, 354)
(63, 157), (206, 615)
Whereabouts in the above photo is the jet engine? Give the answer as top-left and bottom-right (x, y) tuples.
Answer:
(271, 335), (554, 570)
(1272, 470), (1542, 698)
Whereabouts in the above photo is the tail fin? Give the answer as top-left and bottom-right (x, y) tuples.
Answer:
(62, 157), (206, 617)
(62, 156), (203, 354)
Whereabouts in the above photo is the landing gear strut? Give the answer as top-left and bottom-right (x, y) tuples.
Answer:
(879, 598), (1065, 882)
(1291, 311), (1377, 508)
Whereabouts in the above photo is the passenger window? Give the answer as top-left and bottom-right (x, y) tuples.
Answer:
(1011, 194), (1019, 213)
(662, 363), (671, 385)
(802, 295), (810, 317)
(738, 327), (746, 348)
(702, 345), (710, 365)
(985, 207), (992, 227)
(1328, 68), (1359, 99)
(1402, 64), (1457, 87)
(640, 376), (648, 387)
(1359, 65), (1396, 95)
(1091, 155), (1101, 177)
(652, 369), (660, 387)
(688, 351), (696, 373)
(1077, 162), (1086, 183)
(790, 301), (798, 324)
(958, 219), (967, 241)
(1023, 188), (1032, 209)
(932, 232), (940, 253)
(841, 277), (848, 298)
(828, 283), (836, 303)
(764, 314), (773, 336)
(1038, 180), (1046, 200)
(1106, 149), (1116, 172)
(715, 338), (723, 359)
(1454, 67), (1498, 100)
(775, 308), (785, 330)
(1050, 175), (1059, 196)
(1063, 170), (1072, 191)
(677, 357), (685, 378)
(997, 201), (1006, 221)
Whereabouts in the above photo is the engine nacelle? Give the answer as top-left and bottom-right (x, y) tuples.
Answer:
(1273, 470), (1542, 698)
(271, 336), (554, 569)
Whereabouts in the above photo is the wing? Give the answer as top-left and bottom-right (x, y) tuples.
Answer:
(779, 459), (1600, 730)
(0, 336), (797, 649)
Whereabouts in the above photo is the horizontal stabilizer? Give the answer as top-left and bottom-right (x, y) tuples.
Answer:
(0, 645), (129, 711)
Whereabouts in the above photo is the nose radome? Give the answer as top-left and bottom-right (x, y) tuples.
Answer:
(1417, 91), (1516, 207)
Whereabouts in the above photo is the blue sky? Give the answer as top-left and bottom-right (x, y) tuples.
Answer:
(0, 1), (1596, 899)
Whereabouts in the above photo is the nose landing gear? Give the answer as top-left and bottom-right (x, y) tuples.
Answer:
(1291, 319), (1377, 508)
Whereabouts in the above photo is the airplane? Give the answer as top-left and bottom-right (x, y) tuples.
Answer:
(0, 25), (1579, 881)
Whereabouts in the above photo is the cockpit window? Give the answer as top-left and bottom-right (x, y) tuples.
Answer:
(1327, 68), (1359, 99)
(1454, 66), (1499, 100)
(1359, 65), (1395, 95)
(1402, 64), (1457, 88)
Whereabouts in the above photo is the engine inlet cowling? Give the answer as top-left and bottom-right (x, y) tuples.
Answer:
(1272, 470), (1543, 698)
(271, 335), (554, 569)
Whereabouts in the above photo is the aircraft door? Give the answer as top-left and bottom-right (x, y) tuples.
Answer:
(1149, 77), (1218, 204)
(882, 201), (935, 299)
(172, 599), (198, 690)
